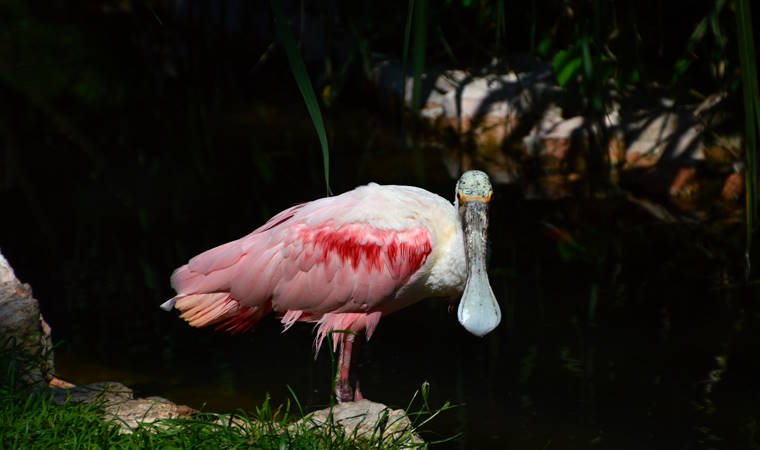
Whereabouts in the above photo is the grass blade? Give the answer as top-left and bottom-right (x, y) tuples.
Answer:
(411, 0), (428, 183)
(270, 0), (332, 196)
(401, 0), (416, 149)
(285, 385), (304, 418)
(736, 0), (760, 277)
(436, 26), (459, 66)
(402, 0), (416, 110)
(496, 0), (506, 54)
(411, 0), (427, 113)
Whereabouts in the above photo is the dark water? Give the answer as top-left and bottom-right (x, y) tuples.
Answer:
(28, 182), (760, 449)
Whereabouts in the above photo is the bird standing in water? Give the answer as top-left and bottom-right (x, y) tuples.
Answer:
(161, 170), (501, 402)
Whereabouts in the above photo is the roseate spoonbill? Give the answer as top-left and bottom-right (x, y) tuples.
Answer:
(161, 170), (501, 402)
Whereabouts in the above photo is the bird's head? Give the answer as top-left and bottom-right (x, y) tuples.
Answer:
(455, 170), (501, 337)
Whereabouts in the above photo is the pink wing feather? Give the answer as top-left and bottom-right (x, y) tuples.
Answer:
(169, 191), (433, 349)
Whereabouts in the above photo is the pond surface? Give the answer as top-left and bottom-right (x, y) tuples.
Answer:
(49, 186), (760, 450)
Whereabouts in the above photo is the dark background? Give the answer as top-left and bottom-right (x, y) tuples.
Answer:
(2, 1), (760, 448)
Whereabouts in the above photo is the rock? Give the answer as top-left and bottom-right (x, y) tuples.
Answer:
(49, 376), (75, 389)
(50, 381), (134, 405)
(372, 60), (560, 150)
(50, 381), (196, 433)
(668, 166), (700, 201)
(103, 396), (196, 433)
(372, 59), (743, 210)
(721, 164), (745, 205)
(0, 251), (54, 387)
(298, 399), (423, 446)
(622, 110), (704, 168)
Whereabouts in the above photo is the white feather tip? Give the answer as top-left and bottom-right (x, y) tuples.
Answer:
(160, 298), (176, 311)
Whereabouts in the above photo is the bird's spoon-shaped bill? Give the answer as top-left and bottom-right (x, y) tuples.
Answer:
(457, 199), (501, 337)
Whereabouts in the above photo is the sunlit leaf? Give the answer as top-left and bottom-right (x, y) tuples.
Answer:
(553, 49), (582, 87)
(671, 57), (692, 85)
(708, 0), (727, 47)
(687, 17), (708, 52)
(553, 48), (573, 69)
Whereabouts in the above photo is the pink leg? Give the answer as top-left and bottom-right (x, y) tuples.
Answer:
(335, 332), (363, 403)
(352, 336), (363, 400)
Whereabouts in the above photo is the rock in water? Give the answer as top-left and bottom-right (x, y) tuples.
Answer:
(0, 251), (54, 386)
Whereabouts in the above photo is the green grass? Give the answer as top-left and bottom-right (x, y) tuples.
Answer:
(1, 386), (121, 449)
(1, 346), (455, 449)
(0, 383), (450, 449)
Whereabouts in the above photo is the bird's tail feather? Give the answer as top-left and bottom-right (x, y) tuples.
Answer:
(167, 293), (271, 334)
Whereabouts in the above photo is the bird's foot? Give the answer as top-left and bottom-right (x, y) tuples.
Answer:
(335, 379), (355, 403)
(335, 380), (364, 403)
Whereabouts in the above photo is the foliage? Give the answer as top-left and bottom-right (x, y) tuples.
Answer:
(671, 0), (729, 86)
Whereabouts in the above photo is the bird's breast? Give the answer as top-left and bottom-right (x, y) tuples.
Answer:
(412, 210), (467, 300)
